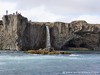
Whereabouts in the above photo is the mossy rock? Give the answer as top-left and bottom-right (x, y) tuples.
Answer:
(25, 50), (71, 55)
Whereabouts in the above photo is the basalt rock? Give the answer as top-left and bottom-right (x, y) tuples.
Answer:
(61, 21), (100, 50)
(0, 14), (100, 50)
(50, 22), (69, 49)
(0, 14), (46, 50)
(50, 21), (100, 50)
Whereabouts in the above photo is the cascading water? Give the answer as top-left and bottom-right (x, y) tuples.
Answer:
(46, 26), (51, 50)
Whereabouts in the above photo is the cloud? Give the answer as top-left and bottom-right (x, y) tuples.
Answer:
(20, 5), (65, 22)
(1, 0), (99, 14)
(0, 1), (16, 19)
(0, 0), (100, 23)
(1, 0), (100, 14)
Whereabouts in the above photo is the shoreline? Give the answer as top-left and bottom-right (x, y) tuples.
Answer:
(25, 50), (72, 55)
(0, 50), (100, 54)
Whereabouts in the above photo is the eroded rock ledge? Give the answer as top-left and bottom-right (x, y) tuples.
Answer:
(0, 14), (100, 50)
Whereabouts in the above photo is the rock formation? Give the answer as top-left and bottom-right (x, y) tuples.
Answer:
(0, 14), (46, 50)
(61, 21), (100, 50)
(0, 13), (100, 50)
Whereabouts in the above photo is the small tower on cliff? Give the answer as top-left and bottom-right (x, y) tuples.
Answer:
(6, 10), (8, 15)
(16, 11), (18, 15)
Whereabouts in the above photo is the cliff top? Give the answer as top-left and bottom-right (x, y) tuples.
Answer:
(2, 13), (100, 26)
(71, 20), (87, 24)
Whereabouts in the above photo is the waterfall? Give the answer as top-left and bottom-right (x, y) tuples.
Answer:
(46, 26), (51, 50)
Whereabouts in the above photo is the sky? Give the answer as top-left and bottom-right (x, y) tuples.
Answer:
(0, 0), (100, 23)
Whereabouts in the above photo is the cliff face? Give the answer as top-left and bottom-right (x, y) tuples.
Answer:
(60, 21), (100, 50)
(0, 14), (46, 50)
(49, 21), (100, 50)
(1, 14), (28, 50)
(0, 14), (100, 50)
(62, 33), (100, 50)
(50, 22), (69, 49)
(23, 22), (46, 50)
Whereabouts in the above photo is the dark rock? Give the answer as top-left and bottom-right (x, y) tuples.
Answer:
(0, 20), (3, 25)
(50, 22), (69, 49)
(0, 14), (100, 51)
(61, 33), (100, 50)
(0, 14), (46, 50)
(50, 21), (100, 50)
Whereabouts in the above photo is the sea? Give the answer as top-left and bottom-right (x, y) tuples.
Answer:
(0, 50), (100, 75)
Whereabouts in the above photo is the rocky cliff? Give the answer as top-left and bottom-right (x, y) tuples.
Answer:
(50, 21), (100, 50)
(0, 14), (100, 50)
(61, 21), (100, 50)
(0, 14), (46, 50)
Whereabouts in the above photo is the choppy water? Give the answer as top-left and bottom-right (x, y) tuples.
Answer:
(0, 51), (100, 75)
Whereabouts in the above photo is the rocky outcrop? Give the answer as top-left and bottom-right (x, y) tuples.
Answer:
(61, 21), (100, 50)
(0, 14), (100, 50)
(62, 32), (100, 50)
(0, 20), (2, 25)
(0, 20), (3, 49)
(23, 22), (46, 50)
(1, 14), (28, 50)
(50, 22), (69, 49)
(0, 14), (46, 50)
(50, 21), (100, 50)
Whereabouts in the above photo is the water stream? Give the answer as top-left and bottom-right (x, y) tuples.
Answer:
(46, 26), (51, 50)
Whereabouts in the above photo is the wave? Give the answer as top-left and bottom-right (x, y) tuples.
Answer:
(69, 54), (80, 57)
(0, 62), (6, 65)
(0, 55), (63, 60)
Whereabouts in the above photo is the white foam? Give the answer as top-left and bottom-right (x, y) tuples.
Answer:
(69, 54), (80, 57)
(0, 69), (15, 71)
(0, 55), (62, 60)
(0, 62), (6, 65)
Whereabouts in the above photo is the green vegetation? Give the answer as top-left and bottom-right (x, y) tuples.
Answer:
(25, 50), (71, 55)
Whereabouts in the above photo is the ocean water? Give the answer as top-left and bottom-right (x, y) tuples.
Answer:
(0, 51), (100, 75)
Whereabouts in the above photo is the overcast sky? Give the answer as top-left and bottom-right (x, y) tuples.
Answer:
(0, 0), (100, 23)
